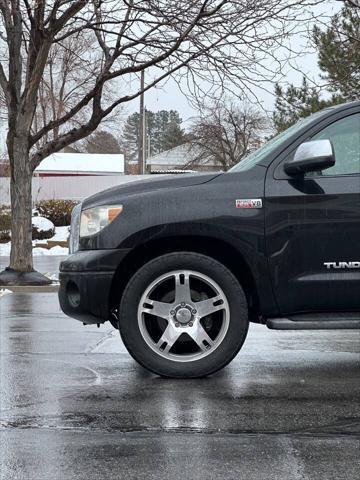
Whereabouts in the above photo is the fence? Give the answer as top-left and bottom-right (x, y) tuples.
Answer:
(0, 175), (154, 205)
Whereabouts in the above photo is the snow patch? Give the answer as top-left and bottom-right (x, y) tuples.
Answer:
(48, 245), (68, 255)
(0, 242), (11, 256)
(51, 226), (70, 241)
(1, 226), (70, 256)
(35, 152), (124, 175)
(33, 245), (68, 256)
(0, 289), (12, 298)
(32, 216), (54, 232)
(44, 272), (60, 282)
(32, 226), (69, 246)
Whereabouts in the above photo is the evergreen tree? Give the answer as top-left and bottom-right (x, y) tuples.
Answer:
(314, 5), (360, 100)
(273, 5), (359, 133)
(145, 110), (156, 155)
(273, 78), (342, 133)
(121, 112), (140, 162)
(160, 111), (187, 152)
(120, 109), (187, 160)
(152, 110), (170, 154)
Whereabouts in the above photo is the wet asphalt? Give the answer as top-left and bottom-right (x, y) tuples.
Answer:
(0, 258), (359, 479)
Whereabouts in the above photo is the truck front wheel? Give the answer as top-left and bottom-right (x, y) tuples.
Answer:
(118, 252), (249, 378)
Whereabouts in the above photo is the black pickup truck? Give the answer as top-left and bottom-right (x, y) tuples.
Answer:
(59, 101), (360, 378)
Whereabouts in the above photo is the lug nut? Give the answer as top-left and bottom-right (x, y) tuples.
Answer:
(175, 323), (180, 327)
(192, 309), (197, 314)
(188, 322), (193, 327)
(170, 310), (175, 315)
(181, 302), (185, 307)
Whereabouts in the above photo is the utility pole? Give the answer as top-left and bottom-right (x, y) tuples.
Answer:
(143, 105), (147, 174)
(138, 70), (146, 174)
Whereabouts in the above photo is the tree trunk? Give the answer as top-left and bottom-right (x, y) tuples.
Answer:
(9, 139), (34, 273)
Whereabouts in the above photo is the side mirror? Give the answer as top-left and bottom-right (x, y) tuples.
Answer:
(284, 139), (335, 176)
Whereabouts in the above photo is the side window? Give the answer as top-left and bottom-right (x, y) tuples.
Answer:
(308, 113), (360, 176)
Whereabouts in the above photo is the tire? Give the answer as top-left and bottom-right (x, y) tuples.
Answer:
(118, 252), (249, 378)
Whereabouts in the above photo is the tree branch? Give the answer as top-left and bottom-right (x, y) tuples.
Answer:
(30, 1), (231, 146)
(50, 0), (88, 35)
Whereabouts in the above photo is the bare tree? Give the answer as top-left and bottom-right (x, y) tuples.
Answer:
(33, 32), (99, 143)
(188, 101), (269, 170)
(0, 0), (323, 282)
(343, 1), (359, 8)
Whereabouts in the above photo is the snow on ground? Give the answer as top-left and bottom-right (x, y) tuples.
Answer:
(0, 226), (69, 256)
(50, 226), (69, 241)
(33, 245), (69, 256)
(0, 289), (12, 298)
(44, 272), (60, 283)
(0, 242), (10, 256)
(32, 226), (69, 245)
(0, 242), (68, 256)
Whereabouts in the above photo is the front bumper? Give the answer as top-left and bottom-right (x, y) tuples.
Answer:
(59, 248), (131, 324)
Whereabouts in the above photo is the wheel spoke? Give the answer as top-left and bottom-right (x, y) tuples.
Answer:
(194, 295), (225, 318)
(156, 324), (181, 353)
(188, 323), (214, 351)
(141, 299), (171, 320)
(174, 272), (192, 304)
(138, 269), (231, 361)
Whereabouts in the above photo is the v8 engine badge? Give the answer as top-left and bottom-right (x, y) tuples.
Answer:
(236, 199), (263, 209)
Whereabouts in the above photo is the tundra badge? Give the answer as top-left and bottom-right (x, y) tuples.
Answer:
(324, 261), (360, 269)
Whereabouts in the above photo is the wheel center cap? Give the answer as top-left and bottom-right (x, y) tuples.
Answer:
(175, 307), (192, 324)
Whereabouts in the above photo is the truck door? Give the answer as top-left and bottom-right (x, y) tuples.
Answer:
(265, 112), (360, 314)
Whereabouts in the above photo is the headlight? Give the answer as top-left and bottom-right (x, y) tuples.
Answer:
(79, 205), (123, 238)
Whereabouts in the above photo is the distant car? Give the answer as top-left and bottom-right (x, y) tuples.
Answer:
(59, 101), (360, 378)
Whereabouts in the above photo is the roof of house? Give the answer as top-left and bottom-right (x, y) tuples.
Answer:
(146, 143), (216, 167)
(150, 169), (197, 174)
(35, 152), (124, 175)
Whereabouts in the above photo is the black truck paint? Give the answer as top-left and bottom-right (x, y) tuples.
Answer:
(59, 102), (360, 330)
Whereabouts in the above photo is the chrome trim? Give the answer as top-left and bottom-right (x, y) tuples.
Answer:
(69, 203), (82, 254)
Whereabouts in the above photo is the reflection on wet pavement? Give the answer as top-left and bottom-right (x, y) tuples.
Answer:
(1, 292), (359, 479)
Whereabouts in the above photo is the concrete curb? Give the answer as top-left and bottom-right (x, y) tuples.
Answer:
(2, 284), (60, 293)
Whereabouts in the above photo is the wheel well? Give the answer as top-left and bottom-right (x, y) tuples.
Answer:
(108, 236), (260, 324)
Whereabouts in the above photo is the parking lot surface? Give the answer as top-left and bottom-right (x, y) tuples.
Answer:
(1, 287), (359, 479)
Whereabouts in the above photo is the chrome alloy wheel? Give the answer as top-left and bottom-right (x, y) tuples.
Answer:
(137, 270), (230, 362)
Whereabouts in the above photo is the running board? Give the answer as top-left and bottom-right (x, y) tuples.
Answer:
(266, 313), (360, 330)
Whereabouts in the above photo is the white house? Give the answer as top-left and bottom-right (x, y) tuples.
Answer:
(34, 152), (124, 177)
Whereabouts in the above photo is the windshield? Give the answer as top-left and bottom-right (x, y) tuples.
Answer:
(228, 109), (329, 173)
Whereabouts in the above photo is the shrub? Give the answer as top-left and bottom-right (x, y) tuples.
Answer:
(32, 216), (55, 240)
(35, 200), (78, 226)
(0, 206), (11, 242)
